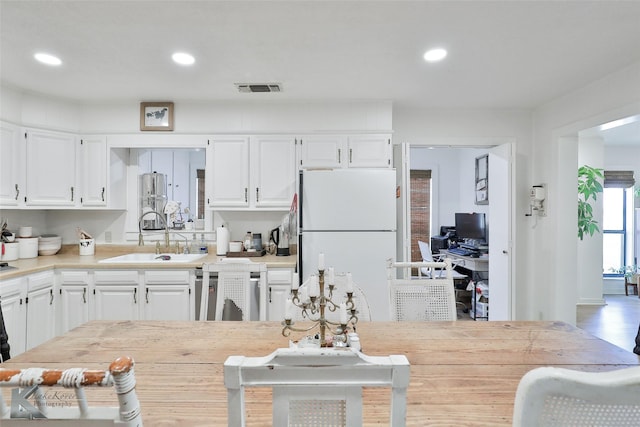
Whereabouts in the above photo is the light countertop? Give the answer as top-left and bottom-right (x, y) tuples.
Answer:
(0, 244), (297, 280)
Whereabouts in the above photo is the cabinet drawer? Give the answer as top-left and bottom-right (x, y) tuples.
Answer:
(267, 269), (292, 284)
(0, 276), (24, 296)
(27, 271), (55, 292)
(94, 270), (139, 284)
(59, 270), (90, 284)
(144, 270), (190, 284)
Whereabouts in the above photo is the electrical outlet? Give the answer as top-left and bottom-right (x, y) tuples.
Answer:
(105, 231), (112, 243)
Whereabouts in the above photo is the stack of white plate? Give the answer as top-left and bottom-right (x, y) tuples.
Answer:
(39, 234), (62, 256)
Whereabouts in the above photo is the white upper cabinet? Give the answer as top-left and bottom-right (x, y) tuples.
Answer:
(298, 134), (392, 169)
(80, 135), (107, 206)
(25, 128), (78, 206)
(0, 121), (24, 207)
(208, 135), (296, 209)
(251, 135), (297, 208)
(208, 136), (250, 207)
(346, 134), (392, 168)
(297, 135), (346, 169)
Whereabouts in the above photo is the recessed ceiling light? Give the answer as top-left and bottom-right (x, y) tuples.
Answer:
(34, 52), (62, 66)
(423, 48), (447, 63)
(172, 52), (195, 65)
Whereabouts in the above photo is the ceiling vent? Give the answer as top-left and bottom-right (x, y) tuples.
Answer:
(235, 83), (282, 93)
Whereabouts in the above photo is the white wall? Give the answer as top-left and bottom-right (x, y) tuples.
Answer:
(532, 60), (640, 323)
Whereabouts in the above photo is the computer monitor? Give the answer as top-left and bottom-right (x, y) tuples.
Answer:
(454, 213), (486, 241)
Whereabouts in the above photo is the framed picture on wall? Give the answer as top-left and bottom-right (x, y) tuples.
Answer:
(475, 154), (488, 205)
(140, 102), (174, 131)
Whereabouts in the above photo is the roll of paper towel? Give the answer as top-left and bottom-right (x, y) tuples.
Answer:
(216, 225), (230, 255)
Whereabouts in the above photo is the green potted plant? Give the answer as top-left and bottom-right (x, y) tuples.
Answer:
(577, 165), (604, 240)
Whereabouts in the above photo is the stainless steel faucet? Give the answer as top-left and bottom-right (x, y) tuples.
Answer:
(138, 210), (170, 248)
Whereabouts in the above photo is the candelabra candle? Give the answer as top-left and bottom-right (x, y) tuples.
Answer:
(282, 267), (359, 348)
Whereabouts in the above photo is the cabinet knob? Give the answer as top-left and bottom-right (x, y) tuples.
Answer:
(15, 184), (19, 200)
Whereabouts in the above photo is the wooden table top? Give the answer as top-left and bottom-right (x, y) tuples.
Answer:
(3, 320), (638, 426)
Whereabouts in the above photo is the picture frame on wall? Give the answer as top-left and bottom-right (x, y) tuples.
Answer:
(475, 154), (488, 205)
(140, 102), (174, 131)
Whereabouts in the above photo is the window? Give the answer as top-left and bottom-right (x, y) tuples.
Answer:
(410, 170), (431, 262)
(602, 187), (634, 276)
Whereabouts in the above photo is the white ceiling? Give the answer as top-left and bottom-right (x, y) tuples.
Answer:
(1, 0), (640, 143)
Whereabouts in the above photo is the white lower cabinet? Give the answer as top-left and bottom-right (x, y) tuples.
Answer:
(0, 276), (27, 357)
(267, 268), (296, 321)
(92, 269), (194, 321)
(143, 270), (193, 320)
(0, 271), (56, 355)
(93, 270), (141, 321)
(58, 270), (90, 335)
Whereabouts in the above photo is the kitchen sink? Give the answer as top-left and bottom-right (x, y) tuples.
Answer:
(98, 253), (207, 264)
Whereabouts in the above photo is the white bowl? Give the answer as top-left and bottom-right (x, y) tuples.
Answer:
(18, 226), (33, 237)
(39, 248), (61, 256)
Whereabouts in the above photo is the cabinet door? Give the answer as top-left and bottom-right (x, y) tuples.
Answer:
(94, 286), (140, 320)
(298, 135), (346, 169)
(0, 287), (26, 357)
(143, 285), (192, 320)
(347, 134), (392, 168)
(59, 286), (90, 334)
(25, 286), (56, 351)
(252, 136), (297, 208)
(25, 129), (77, 206)
(0, 122), (23, 206)
(80, 136), (107, 206)
(267, 268), (294, 321)
(208, 137), (250, 207)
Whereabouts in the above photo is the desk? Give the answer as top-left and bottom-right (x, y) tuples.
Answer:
(440, 249), (489, 273)
(2, 321), (638, 426)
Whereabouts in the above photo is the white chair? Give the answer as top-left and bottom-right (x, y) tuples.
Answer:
(513, 366), (640, 427)
(200, 259), (267, 321)
(224, 347), (410, 426)
(418, 240), (467, 280)
(0, 356), (142, 426)
(387, 259), (457, 321)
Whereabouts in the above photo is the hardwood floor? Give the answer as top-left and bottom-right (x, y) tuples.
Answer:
(577, 294), (640, 353)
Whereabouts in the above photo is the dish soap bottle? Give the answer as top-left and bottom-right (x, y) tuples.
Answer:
(199, 233), (208, 254)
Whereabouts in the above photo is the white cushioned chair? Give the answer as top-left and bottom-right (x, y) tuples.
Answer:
(513, 365), (640, 427)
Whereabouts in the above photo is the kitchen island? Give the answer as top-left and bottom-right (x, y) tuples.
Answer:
(2, 320), (638, 426)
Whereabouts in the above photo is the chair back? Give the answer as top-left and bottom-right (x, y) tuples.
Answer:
(224, 348), (410, 427)
(417, 240), (434, 262)
(0, 356), (141, 426)
(201, 259), (267, 321)
(513, 366), (640, 427)
(387, 259), (457, 321)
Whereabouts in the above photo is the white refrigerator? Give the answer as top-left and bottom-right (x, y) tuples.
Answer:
(298, 169), (397, 321)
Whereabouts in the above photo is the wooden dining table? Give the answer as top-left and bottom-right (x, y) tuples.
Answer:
(2, 320), (638, 426)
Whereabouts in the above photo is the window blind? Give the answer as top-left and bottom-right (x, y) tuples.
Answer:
(603, 170), (635, 188)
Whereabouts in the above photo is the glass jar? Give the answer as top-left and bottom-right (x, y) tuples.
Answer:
(243, 231), (253, 251)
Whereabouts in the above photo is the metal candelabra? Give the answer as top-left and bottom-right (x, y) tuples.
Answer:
(282, 267), (358, 348)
